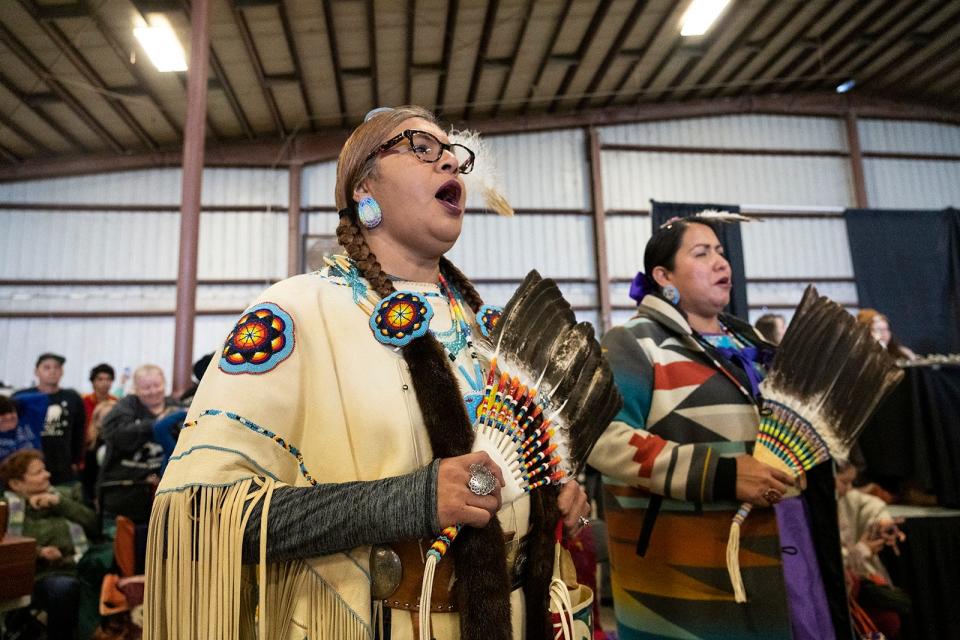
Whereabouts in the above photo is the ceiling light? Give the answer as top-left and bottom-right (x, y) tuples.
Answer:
(134, 15), (187, 72)
(680, 0), (732, 37)
(836, 79), (856, 94)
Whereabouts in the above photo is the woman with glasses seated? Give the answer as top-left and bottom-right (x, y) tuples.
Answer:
(146, 106), (591, 640)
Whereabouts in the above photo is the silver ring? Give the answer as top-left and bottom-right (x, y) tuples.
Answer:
(468, 463), (497, 496)
(761, 488), (783, 504)
(578, 516), (591, 527)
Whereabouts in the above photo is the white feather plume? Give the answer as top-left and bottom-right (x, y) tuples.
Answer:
(449, 128), (514, 217)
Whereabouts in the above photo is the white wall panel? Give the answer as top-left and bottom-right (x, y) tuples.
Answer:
(863, 159), (960, 209)
(747, 281), (858, 310)
(202, 168), (288, 206)
(0, 168), (287, 206)
(859, 119), (960, 154)
(600, 115), (847, 151)
(472, 130), (589, 210)
(306, 212), (340, 235)
(602, 151), (854, 209)
(605, 215), (652, 279)
(301, 161), (338, 207)
(446, 214), (595, 279)
(0, 315), (237, 393)
(0, 210), (286, 280)
(0, 284), (269, 313)
(741, 218), (854, 278)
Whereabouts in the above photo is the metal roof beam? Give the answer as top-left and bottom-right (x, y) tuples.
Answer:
(81, 0), (183, 141)
(0, 71), (88, 150)
(320, 0), (348, 127)
(520, 0), (574, 115)
(365, 0), (379, 108)
(0, 22), (124, 152)
(0, 110), (54, 155)
(17, 0), (159, 150)
(575, 0), (648, 112)
(463, 0), (499, 120)
(435, 0), (459, 117)
(230, 0), (286, 136)
(277, 0), (316, 132)
(547, 0), (613, 112)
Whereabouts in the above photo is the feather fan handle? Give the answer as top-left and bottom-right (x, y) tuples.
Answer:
(727, 286), (904, 604)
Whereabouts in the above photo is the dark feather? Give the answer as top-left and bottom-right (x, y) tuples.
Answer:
(763, 285), (904, 458)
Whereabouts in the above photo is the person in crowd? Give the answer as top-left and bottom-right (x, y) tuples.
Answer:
(856, 309), (917, 361)
(175, 352), (213, 406)
(0, 449), (98, 639)
(588, 216), (842, 639)
(14, 353), (86, 486)
(98, 364), (177, 525)
(146, 105), (592, 639)
(0, 392), (47, 464)
(754, 312), (786, 345)
(836, 460), (910, 639)
(81, 363), (117, 503)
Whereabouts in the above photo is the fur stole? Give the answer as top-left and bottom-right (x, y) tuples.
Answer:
(403, 335), (556, 640)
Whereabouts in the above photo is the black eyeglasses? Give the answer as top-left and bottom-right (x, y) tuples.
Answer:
(366, 129), (475, 174)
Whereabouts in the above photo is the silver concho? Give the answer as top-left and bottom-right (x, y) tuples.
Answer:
(369, 545), (402, 599)
(467, 463), (497, 496)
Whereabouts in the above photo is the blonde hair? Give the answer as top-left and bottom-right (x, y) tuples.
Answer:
(132, 364), (165, 386)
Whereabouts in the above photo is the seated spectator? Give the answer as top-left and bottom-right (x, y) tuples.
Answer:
(836, 460), (911, 639)
(98, 365), (179, 525)
(0, 449), (98, 639)
(13, 353), (86, 486)
(856, 309), (917, 361)
(754, 312), (786, 345)
(0, 392), (47, 464)
(81, 364), (117, 504)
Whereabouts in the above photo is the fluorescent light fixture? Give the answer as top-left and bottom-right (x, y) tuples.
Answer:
(836, 79), (856, 93)
(134, 15), (187, 72)
(680, 0), (732, 37)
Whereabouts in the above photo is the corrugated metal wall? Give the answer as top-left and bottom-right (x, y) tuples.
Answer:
(3, 115), (958, 389)
(599, 114), (857, 323)
(0, 167), (288, 390)
(860, 119), (960, 209)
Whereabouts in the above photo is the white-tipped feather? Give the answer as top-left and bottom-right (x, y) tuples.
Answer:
(693, 209), (754, 223)
(449, 128), (514, 217)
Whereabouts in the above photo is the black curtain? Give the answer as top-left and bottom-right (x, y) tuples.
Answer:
(651, 200), (749, 321)
(844, 207), (960, 355)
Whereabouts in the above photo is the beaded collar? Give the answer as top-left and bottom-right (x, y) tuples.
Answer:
(321, 255), (503, 422)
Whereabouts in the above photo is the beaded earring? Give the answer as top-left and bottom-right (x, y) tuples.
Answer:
(662, 284), (680, 305)
(357, 196), (383, 229)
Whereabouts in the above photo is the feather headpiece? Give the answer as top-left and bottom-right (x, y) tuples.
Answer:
(418, 271), (621, 638)
(449, 128), (514, 217)
(726, 286), (903, 602)
(659, 209), (754, 230)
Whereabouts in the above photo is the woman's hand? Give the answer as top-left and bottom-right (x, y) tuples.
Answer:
(28, 492), (60, 510)
(436, 452), (504, 529)
(38, 546), (63, 562)
(734, 455), (794, 507)
(558, 480), (591, 537)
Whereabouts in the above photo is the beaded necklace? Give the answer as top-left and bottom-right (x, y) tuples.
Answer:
(436, 273), (485, 422)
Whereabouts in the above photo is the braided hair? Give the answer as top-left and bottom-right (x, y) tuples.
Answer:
(334, 108), (520, 640)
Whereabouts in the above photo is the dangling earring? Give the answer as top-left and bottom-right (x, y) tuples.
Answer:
(662, 285), (680, 305)
(357, 196), (382, 229)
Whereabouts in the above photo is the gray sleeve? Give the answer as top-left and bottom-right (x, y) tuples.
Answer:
(242, 459), (441, 564)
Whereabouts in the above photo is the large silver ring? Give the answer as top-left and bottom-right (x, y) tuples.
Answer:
(762, 488), (783, 504)
(468, 463), (497, 496)
(578, 516), (591, 527)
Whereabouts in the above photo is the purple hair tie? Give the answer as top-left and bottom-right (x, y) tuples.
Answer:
(629, 271), (652, 303)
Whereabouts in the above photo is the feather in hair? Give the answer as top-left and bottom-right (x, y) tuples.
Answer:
(449, 128), (514, 217)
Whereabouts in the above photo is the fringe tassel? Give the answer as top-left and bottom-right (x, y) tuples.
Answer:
(548, 539), (575, 640)
(418, 555), (439, 640)
(726, 502), (752, 604)
(145, 479), (370, 640)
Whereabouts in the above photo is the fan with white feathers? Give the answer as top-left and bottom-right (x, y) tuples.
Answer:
(417, 270), (622, 640)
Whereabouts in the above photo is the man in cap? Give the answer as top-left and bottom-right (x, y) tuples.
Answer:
(13, 353), (86, 485)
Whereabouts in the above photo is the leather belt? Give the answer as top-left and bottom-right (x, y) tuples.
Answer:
(378, 533), (528, 612)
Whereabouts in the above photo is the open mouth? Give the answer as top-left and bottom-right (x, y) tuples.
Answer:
(716, 276), (731, 286)
(435, 180), (463, 213)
